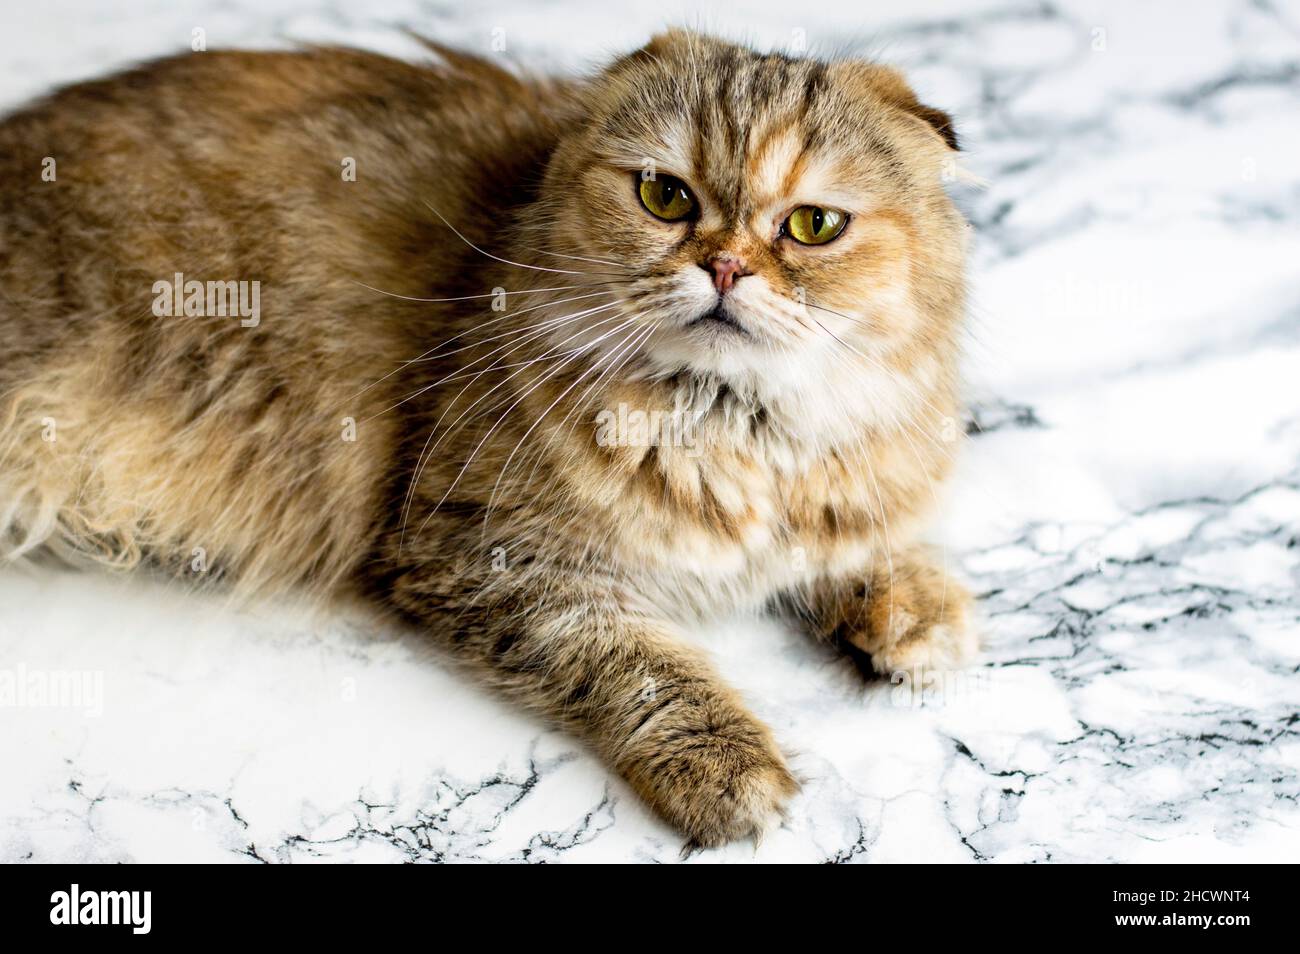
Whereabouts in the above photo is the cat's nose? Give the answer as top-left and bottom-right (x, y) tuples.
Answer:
(703, 254), (749, 294)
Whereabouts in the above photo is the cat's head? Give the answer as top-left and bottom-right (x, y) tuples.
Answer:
(533, 30), (967, 431)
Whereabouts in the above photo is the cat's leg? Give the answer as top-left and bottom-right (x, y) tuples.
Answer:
(379, 559), (797, 847)
(799, 546), (976, 676)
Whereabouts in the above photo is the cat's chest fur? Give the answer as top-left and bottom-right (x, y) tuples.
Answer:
(567, 410), (934, 619)
(623, 468), (878, 616)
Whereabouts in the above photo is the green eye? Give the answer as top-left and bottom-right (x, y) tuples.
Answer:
(638, 175), (695, 221)
(785, 206), (848, 245)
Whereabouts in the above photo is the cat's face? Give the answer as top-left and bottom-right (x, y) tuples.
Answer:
(538, 31), (966, 412)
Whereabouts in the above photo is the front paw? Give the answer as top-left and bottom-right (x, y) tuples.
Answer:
(841, 554), (977, 676)
(619, 698), (797, 848)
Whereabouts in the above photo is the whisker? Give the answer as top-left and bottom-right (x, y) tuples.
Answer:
(423, 308), (639, 462)
(424, 200), (626, 278)
(350, 279), (618, 304)
(512, 318), (662, 509)
(398, 306), (635, 546)
(411, 311), (645, 542)
(803, 299), (871, 329)
(516, 245), (631, 270)
(367, 300), (622, 425)
(400, 290), (616, 365)
(342, 286), (624, 406)
(800, 315), (936, 632)
(803, 304), (956, 428)
(417, 304), (634, 446)
(807, 307), (1023, 533)
(482, 316), (658, 528)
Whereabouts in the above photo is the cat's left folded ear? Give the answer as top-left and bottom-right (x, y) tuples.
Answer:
(854, 64), (960, 151)
(846, 62), (989, 187)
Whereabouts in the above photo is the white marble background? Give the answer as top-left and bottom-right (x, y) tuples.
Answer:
(1, 0), (1297, 863)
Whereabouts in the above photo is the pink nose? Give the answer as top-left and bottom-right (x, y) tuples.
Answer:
(707, 255), (748, 294)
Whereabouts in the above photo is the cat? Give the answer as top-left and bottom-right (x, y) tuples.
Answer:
(0, 29), (974, 847)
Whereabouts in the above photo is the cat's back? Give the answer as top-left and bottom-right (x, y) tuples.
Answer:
(0, 44), (569, 327)
(0, 42), (571, 394)
(0, 45), (568, 593)
(0, 44), (564, 170)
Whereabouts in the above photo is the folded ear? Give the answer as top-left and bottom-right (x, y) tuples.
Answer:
(857, 65), (960, 151)
(907, 102), (960, 151)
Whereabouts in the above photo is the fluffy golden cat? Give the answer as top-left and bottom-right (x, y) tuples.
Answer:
(0, 30), (974, 846)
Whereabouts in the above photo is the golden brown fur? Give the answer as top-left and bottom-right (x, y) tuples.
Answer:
(0, 31), (973, 846)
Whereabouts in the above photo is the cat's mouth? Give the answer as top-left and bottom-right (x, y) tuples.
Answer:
(686, 305), (750, 338)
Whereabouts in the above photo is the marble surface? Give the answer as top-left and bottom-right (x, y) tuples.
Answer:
(1, 0), (1298, 863)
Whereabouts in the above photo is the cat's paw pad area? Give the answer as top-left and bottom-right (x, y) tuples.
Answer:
(866, 616), (978, 676)
(840, 563), (978, 678)
(624, 708), (798, 849)
(675, 746), (798, 850)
